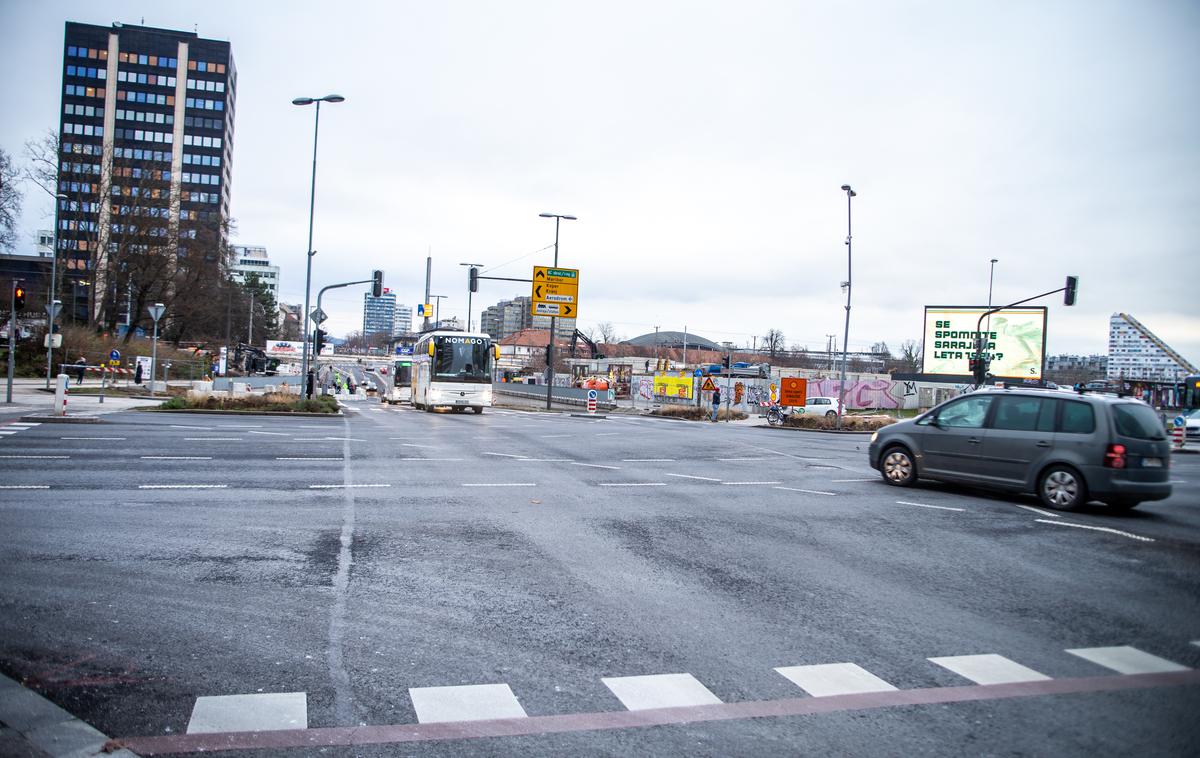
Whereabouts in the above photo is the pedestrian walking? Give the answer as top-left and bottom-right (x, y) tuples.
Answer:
(711, 386), (721, 422)
(134, 362), (143, 385)
(74, 356), (87, 386)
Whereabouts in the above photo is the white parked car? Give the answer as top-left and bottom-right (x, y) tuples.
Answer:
(798, 396), (843, 418)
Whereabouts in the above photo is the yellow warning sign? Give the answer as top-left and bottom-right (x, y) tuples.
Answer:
(701, 377), (717, 392)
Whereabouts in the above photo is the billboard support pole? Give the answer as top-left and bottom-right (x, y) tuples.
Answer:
(971, 285), (1069, 388)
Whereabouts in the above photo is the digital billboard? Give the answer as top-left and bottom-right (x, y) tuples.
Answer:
(922, 307), (1047, 379)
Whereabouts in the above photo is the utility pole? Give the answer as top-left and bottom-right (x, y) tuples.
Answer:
(247, 292), (254, 345)
(837, 185), (856, 430)
(538, 213), (576, 409)
(423, 254), (432, 331)
(827, 334), (837, 372)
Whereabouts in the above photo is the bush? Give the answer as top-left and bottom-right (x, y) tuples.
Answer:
(651, 404), (748, 421)
(157, 390), (339, 414)
(783, 413), (896, 431)
(160, 396), (187, 409)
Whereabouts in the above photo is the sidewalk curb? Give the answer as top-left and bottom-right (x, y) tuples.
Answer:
(19, 415), (101, 424)
(758, 424), (876, 435)
(0, 673), (138, 757)
(139, 408), (344, 417)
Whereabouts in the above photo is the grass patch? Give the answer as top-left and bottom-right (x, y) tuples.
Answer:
(650, 404), (748, 421)
(158, 392), (339, 414)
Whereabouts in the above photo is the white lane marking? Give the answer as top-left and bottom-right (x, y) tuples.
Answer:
(774, 486), (836, 496)
(598, 482), (666, 487)
(666, 473), (722, 482)
(170, 425), (212, 430)
(571, 462), (621, 470)
(309, 484), (392, 489)
(1065, 646), (1188, 674)
(293, 438), (329, 441)
(0, 455), (69, 459)
(623, 458), (675, 462)
(717, 457), (769, 461)
(6, 423), (38, 427)
(1015, 504), (1062, 518)
(61, 436), (125, 440)
(595, 432), (621, 436)
(1034, 519), (1154, 543)
(929, 654), (1051, 685)
(248, 430), (290, 436)
(518, 458), (572, 462)
(483, 452), (527, 458)
(461, 483), (536, 487)
(277, 457), (344, 461)
(722, 481), (782, 486)
(138, 484), (228, 489)
(402, 443), (435, 448)
(323, 437), (366, 442)
(0, 485), (51, 489)
(184, 437), (242, 442)
(187, 692), (308, 734)
(540, 435), (570, 439)
(398, 458), (464, 461)
(222, 425), (264, 429)
(832, 478), (877, 482)
(897, 500), (964, 512)
(602, 673), (722, 711)
(1168, 479), (1186, 484)
(141, 456), (213, 460)
(409, 683), (527, 724)
(1191, 641), (1200, 648)
(0, 431), (19, 435)
(775, 663), (897, 697)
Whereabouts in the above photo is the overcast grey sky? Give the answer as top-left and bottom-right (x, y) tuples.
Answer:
(2, 0), (1197, 361)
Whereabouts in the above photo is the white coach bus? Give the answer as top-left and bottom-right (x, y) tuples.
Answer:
(411, 330), (498, 414)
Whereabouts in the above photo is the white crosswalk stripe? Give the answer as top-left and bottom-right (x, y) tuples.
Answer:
(1065, 646), (1188, 675)
(929, 654), (1051, 685)
(775, 662), (897, 697)
(409, 683), (527, 723)
(602, 673), (722, 710)
(187, 692), (307, 734)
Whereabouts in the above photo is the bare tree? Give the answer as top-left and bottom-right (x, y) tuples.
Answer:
(0, 147), (22, 251)
(762, 328), (785, 359)
(596, 321), (618, 344)
(870, 341), (891, 357)
(897, 339), (921, 373)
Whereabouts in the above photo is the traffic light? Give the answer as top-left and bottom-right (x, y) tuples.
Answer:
(371, 270), (384, 298)
(970, 357), (987, 385)
(723, 354), (731, 369)
(314, 328), (327, 355)
(13, 286), (26, 309)
(1063, 275), (1078, 306)
(469, 266), (479, 293)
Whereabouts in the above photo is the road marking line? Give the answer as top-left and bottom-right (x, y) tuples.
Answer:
(1034, 519), (1154, 542)
(6, 423), (38, 427)
(540, 434), (570, 438)
(403, 443), (435, 448)
(323, 437), (366, 442)
(187, 692), (308, 734)
(598, 482), (666, 487)
(666, 473), (722, 482)
(0, 455), (69, 459)
(141, 456), (213, 460)
(277, 457), (344, 461)
(722, 481), (781, 485)
(0, 485), (51, 489)
(184, 437), (241, 441)
(309, 484), (392, 489)
(248, 430), (290, 436)
(518, 458), (572, 462)
(0, 431), (18, 435)
(293, 438), (329, 441)
(483, 452), (527, 458)
(409, 683), (527, 724)
(138, 484), (228, 489)
(61, 436), (125, 440)
(623, 458), (675, 462)
(831, 478), (877, 482)
(774, 486), (836, 496)
(170, 425), (212, 430)
(595, 432), (620, 436)
(929, 654), (1051, 685)
(398, 458), (464, 461)
(462, 483), (536, 487)
(1168, 479), (1186, 484)
(602, 673), (722, 711)
(1065, 646), (1187, 674)
(897, 500), (964, 512)
(571, 462), (620, 470)
(1015, 504), (1061, 518)
(717, 457), (769, 461)
(775, 662), (897, 697)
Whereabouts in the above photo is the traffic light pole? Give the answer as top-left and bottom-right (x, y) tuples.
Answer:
(971, 278), (1076, 387)
(6, 282), (16, 404)
(311, 276), (376, 397)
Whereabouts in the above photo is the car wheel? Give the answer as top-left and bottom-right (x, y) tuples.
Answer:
(1108, 499), (1142, 511)
(881, 446), (917, 487)
(473, 406), (484, 414)
(1038, 465), (1087, 511)
(825, 410), (837, 418)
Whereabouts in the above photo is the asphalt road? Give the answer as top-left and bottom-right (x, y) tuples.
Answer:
(1, 400), (1198, 756)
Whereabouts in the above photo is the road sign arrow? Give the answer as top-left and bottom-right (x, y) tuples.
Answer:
(535, 285), (542, 298)
(534, 269), (546, 279)
(562, 305), (573, 316)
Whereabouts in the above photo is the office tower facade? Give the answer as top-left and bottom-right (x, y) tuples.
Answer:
(56, 21), (235, 323)
(1107, 313), (1197, 382)
(363, 290), (397, 336)
(230, 245), (279, 297)
(393, 303), (413, 336)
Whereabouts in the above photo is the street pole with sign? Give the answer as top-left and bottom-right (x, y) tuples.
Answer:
(148, 303), (165, 397)
(44, 299), (62, 390)
(5, 282), (17, 403)
(537, 213), (577, 409)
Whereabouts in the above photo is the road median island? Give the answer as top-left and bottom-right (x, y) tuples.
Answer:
(150, 392), (341, 415)
(648, 406), (749, 422)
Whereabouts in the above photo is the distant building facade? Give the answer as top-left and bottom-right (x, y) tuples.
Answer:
(229, 245), (278, 296)
(363, 290), (396, 337)
(1107, 313), (1197, 382)
(480, 295), (573, 340)
(393, 303), (413, 336)
(1046, 354), (1108, 374)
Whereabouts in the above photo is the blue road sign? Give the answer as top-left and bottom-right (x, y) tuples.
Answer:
(1175, 416), (1186, 428)
(587, 389), (598, 401)
(109, 349), (121, 361)
(396, 345), (414, 355)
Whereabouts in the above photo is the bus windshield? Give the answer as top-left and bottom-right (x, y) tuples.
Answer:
(434, 336), (491, 383)
(393, 360), (412, 385)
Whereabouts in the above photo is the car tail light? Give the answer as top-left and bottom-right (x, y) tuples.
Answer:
(1104, 444), (1127, 469)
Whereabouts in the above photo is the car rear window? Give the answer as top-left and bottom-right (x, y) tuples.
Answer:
(1112, 404), (1167, 440)
(1059, 401), (1095, 434)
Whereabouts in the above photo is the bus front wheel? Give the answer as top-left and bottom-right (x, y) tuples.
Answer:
(473, 406), (484, 414)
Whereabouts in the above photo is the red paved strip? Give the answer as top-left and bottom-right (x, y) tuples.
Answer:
(114, 669), (1200, 755)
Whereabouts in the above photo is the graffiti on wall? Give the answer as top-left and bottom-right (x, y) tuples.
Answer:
(809, 378), (901, 409)
(636, 377), (654, 401)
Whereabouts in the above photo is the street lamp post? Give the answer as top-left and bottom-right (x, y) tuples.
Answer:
(986, 258), (998, 333)
(460, 262), (484, 331)
(430, 295), (448, 327)
(43, 191), (68, 389)
(836, 184), (856, 430)
(538, 213), (576, 410)
(148, 303), (165, 397)
(293, 93), (345, 398)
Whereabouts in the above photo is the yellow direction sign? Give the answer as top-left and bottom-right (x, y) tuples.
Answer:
(531, 266), (580, 318)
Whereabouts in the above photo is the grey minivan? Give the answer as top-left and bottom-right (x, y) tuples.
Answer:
(868, 388), (1172, 511)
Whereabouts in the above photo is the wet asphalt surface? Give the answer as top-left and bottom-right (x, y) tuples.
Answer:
(1, 401), (1198, 756)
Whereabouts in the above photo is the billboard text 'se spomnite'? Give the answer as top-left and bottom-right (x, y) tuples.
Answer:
(922, 307), (1047, 379)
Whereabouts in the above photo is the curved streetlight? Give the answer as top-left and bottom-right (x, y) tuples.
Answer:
(837, 185), (856, 430)
(294, 94), (345, 397)
(538, 213), (577, 409)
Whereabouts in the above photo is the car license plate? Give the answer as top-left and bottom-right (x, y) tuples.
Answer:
(455, 399), (469, 405)
(1143, 457), (1162, 468)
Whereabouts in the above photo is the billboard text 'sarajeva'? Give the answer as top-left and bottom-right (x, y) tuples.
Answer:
(922, 307), (1047, 379)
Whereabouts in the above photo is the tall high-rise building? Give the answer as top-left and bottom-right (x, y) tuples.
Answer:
(1107, 313), (1197, 382)
(393, 303), (413, 336)
(480, 295), (574, 341)
(364, 290), (397, 337)
(56, 22), (236, 322)
(230, 245), (279, 297)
